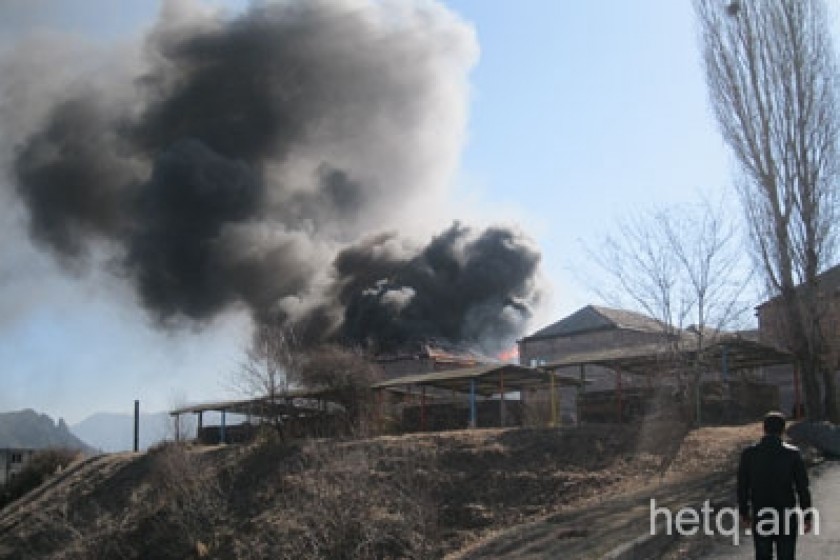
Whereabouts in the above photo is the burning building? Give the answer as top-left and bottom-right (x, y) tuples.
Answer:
(374, 340), (492, 379)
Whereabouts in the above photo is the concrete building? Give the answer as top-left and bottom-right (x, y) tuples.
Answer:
(0, 448), (36, 486)
(375, 342), (491, 379)
(519, 305), (672, 371)
(755, 263), (840, 415)
(518, 305), (789, 424)
(518, 305), (675, 423)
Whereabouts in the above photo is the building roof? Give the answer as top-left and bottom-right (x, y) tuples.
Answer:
(372, 363), (581, 396)
(169, 387), (335, 416)
(521, 305), (668, 342)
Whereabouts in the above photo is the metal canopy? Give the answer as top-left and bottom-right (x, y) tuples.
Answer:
(169, 387), (335, 417)
(372, 363), (580, 396)
(543, 336), (793, 376)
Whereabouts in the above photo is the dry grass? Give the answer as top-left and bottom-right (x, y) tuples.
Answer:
(663, 423), (763, 479)
(0, 421), (766, 559)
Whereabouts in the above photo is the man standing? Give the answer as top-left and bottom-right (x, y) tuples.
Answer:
(738, 411), (812, 560)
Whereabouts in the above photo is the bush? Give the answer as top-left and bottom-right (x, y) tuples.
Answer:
(246, 440), (440, 559)
(139, 442), (229, 559)
(295, 345), (383, 435)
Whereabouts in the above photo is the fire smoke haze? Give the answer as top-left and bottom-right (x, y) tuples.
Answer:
(0, 0), (544, 354)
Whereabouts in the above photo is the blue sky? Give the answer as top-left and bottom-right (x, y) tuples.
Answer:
(446, 1), (733, 308)
(0, 0), (762, 423)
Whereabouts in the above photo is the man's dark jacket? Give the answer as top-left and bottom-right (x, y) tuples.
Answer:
(737, 435), (811, 521)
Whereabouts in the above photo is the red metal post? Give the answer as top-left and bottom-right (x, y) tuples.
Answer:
(616, 367), (623, 423)
(420, 386), (427, 431)
(375, 389), (383, 433)
(469, 379), (477, 428)
(578, 364), (585, 426)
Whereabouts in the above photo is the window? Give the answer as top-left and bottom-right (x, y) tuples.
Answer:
(10, 453), (22, 464)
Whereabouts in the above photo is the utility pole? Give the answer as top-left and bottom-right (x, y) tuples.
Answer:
(133, 400), (140, 452)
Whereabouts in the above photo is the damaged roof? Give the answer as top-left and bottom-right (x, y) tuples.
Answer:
(374, 340), (494, 364)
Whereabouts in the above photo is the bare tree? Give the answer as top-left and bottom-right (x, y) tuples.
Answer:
(695, 0), (840, 420)
(233, 322), (382, 435)
(295, 344), (382, 435)
(232, 321), (300, 426)
(592, 200), (752, 424)
(594, 201), (750, 338)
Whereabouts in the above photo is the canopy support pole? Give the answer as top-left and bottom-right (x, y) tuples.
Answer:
(499, 371), (506, 427)
(469, 379), (477, 428)
(420, 386), (427, 431)
(616, 367), (623, 423)
(578, 365), (586, 426)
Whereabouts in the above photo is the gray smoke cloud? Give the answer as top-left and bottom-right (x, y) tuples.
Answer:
(1, 0), (543, 353)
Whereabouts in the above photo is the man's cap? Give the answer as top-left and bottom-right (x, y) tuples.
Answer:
(763, 411), (786, 435)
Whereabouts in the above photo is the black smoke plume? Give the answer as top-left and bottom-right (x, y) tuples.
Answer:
(337, 223), (540, 351)
(2, 0), (543, 353)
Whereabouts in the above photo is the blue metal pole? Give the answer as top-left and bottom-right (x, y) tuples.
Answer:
(469, 379), (477, 428)
(721, 345), (729, 382)
(220, 409), (227, 444)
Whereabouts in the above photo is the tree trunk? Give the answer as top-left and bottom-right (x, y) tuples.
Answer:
(823, 368), (840, 423)
(800, 358), (824, 420)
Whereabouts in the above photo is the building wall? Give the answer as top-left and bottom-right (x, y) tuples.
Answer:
(0, 448), (36, 486)
(757, 289), (840, 351)
(519, 328), (666, 367)
(518, 325), (777, 424)
(756, 289), (840, 416)
(376, 357), (478, 379)
(518, 327), (674, 424)
(377, 358), (437, 379)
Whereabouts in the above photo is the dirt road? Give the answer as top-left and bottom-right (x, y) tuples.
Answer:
(451, 424), (763, 560)
(451, 472), (734, 559)
(696, 461), (840, 559)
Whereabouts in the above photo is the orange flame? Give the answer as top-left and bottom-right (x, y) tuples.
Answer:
(497, 346), (519, 363)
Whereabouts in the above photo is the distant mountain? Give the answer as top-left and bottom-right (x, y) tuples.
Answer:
(71, 412), (171, 452)
(0, 409), (94, 452)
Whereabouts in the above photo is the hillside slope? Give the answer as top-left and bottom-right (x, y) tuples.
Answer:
(0, 422), (760, 560)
